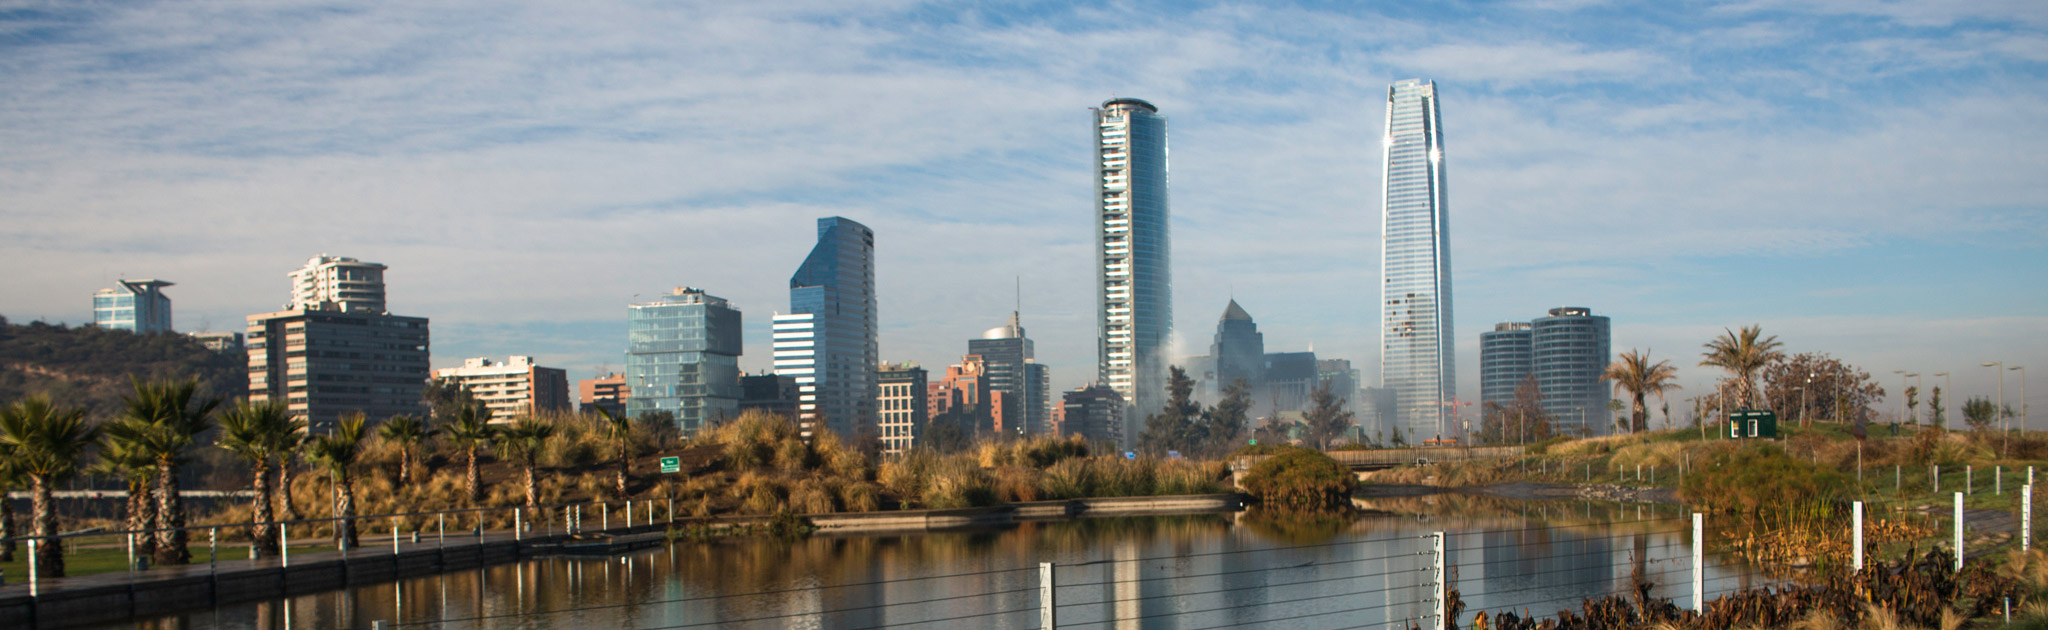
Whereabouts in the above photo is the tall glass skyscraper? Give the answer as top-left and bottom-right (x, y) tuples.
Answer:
(784, 216), (878, 441)
(1094, 97), (1171, 446)
(969, 312), (1052, 437)
(93, 279), (174, 333)
(1380, 78), (1456, 443)
(626, 287), (741, 435)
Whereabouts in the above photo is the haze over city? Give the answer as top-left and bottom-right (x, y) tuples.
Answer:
(4, 0), (2043, 421)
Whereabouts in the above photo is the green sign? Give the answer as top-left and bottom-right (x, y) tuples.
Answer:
(659, 456), (681, 474)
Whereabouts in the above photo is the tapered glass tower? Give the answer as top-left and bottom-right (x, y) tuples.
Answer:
(1380, 79), (1456, 442)
(1094, 97), (1171, 448)
(784, 217), (878, 441)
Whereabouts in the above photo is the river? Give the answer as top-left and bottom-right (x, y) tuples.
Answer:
(94, 498), (1772, 629)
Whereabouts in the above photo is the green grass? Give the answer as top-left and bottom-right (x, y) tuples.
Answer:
(0, 542), (337, 580)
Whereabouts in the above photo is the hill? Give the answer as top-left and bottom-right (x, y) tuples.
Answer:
(0, 314), (246, 418)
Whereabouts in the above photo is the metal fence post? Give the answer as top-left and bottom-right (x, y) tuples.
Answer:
(1691, 513), (1704, 612)
(668, 498), (675, 523)
(393, 524), (400, 555)
(281, 524), (291, 568)
(1039, 561), (1057, 630)
(627, 501), (634, 529)
(1935, 465), (1940, 494)
(2026, 484), (2034, 552)
(515, 509), (523, 542)
(1432, 531), (1447, 630)
(1955, 492), (1965, 572)
(1853, 501), (1864, 572)
(602, 502), (609, 531)
(27, 538), (38, 597)
(126, 533), (135, 575)
(438, 513), (445, 549)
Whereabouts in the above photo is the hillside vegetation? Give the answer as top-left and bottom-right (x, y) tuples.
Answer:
(0, 315), (245, 417)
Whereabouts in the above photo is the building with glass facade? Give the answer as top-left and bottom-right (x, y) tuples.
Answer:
(1380, 78), (1457, 443)
(1059, 383), (1126, 447)
(1478, 308), (1612, 435)
(626, 287), (742, 435)
(1479, 322), (1534, 413)
(969, 312), (1052, 437)
(93, 279), (174, 333)
(784, 217), (878, 441)
(1210, 299), (1264, 398)
(1094, 97), (1172, 448)
(1532, 307), (1611, 434)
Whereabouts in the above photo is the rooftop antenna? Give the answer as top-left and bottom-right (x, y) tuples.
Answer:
(1015, 276), (1022, 320)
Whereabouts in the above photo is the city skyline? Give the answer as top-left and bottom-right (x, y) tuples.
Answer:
(3, 2), (2043, 423)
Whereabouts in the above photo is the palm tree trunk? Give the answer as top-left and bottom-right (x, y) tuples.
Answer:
(0, 487), (14, 562)
(398, 446), (413, 487)
(153, 458), (190, 565)
(615, 441), (629, 497)
(276, 463), (298, 521)
(127, 478), (156, 560)
(1632, 394), (1649, 433)
(31, 476), (61, 578)
(250, 459), (277, 558)
(465, 446), (481, 502)
(333, 470), (357, 550)
(524, 464), (538, 508)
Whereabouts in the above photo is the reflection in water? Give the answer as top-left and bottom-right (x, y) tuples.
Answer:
(104, 501), (1764, 629)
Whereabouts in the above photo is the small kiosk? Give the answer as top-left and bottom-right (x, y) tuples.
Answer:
(1726, 409), (1779, 439)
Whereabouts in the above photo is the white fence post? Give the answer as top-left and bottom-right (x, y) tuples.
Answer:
(1853, 501), (1864, 572)
(281, 524), (290, 567)
(1691, 513), (1704, 612)
(1432, 531), (1447, 630)
(514, 509), (523, 541)
(1039, 562), (1057, 630)
(1935, 465), (1941, 494)
(27, 538), (38, 597)
(2025, 483), (2034, 552)
(392, 525), (399, 555)
(1955, 492), (1965, 572)
(627, 501), (634, 528)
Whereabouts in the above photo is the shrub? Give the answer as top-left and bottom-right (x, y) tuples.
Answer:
(1239, 448), (1355, 510)
(878, 449), (933, 503)
(1040, 458), (1096, 499)
(839, 482), (882, 512)
(1095, 457), (1159, 497)
(993, 466), (1042, 502)
(924, 456), (995, 509)
(1679, 443), (1849, 516)
(789, 478), (837, 514)
(1155, 460), (1222, 495)
(814, 430), (869, 479)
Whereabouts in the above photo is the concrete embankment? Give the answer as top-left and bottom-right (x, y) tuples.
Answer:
(0, 494), (1244, 629)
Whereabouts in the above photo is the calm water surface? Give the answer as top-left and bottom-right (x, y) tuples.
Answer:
(95, 499), (1771, 629)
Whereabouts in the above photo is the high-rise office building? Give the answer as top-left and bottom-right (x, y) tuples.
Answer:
(1094, 97), (1172, 448)
(1060, 384), (1127, 447)
(876, 363), (929, 455)
(739, 373), (798, 419)
(1478, 308), (1611, 435)
(782, 216), (878, 441)
(1532, 307), (1611, 434)
(1210, 300), (1264, 396)
(626, 287), (742, 435)
(433, 356), (571, 423)
(93, 279), (174, 333)
(288, 255), (388, 314)
(969, 312), (1052, 437)
(1263, 351), (1320, 416)
(1479, 323), (1535, 413)
(247, 255), (426, 433)
(1380, 78), (1457, 443)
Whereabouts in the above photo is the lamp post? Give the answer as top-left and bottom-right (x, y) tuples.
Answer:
(1894, 370), (1909, 426)
(2013, 366), (2027, 434)
(1986, 362), (2007, 457)
(1935, 372), (1951, 429)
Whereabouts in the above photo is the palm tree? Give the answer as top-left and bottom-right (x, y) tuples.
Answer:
(216, 399), (301, 558)
(88, 432), (158, 560)
(0, 396), (100, 578)
(305, 412), (370, 550)
(1698, 325), (1786, 411)
(595, 408), (633, 497)
(273, 423), (307, 524)
(375, 414), (435, 487)
(1605, 349), (1682, 433)
(443, 406), (496, 502)
(112, 378), (223, 565)
(0, 442), (19, 562)
(497, 418), (557, 508)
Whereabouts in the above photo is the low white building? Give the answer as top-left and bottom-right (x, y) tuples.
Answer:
(433, 356), (570, 423)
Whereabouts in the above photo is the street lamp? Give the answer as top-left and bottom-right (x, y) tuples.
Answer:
(2013, 366), (2027, 433)
(1985, 361), (2007, 457)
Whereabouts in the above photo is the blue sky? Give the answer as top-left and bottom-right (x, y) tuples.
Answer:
(2, 0), (2043, 423)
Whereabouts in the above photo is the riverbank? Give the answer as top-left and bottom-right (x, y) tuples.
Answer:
(1355, 480), (1679, 503)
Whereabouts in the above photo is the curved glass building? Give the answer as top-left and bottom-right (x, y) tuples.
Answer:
(780, 216), (878, 441)
(1380, 79), (1456, 442)
(1094, 97), (1171, 446)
